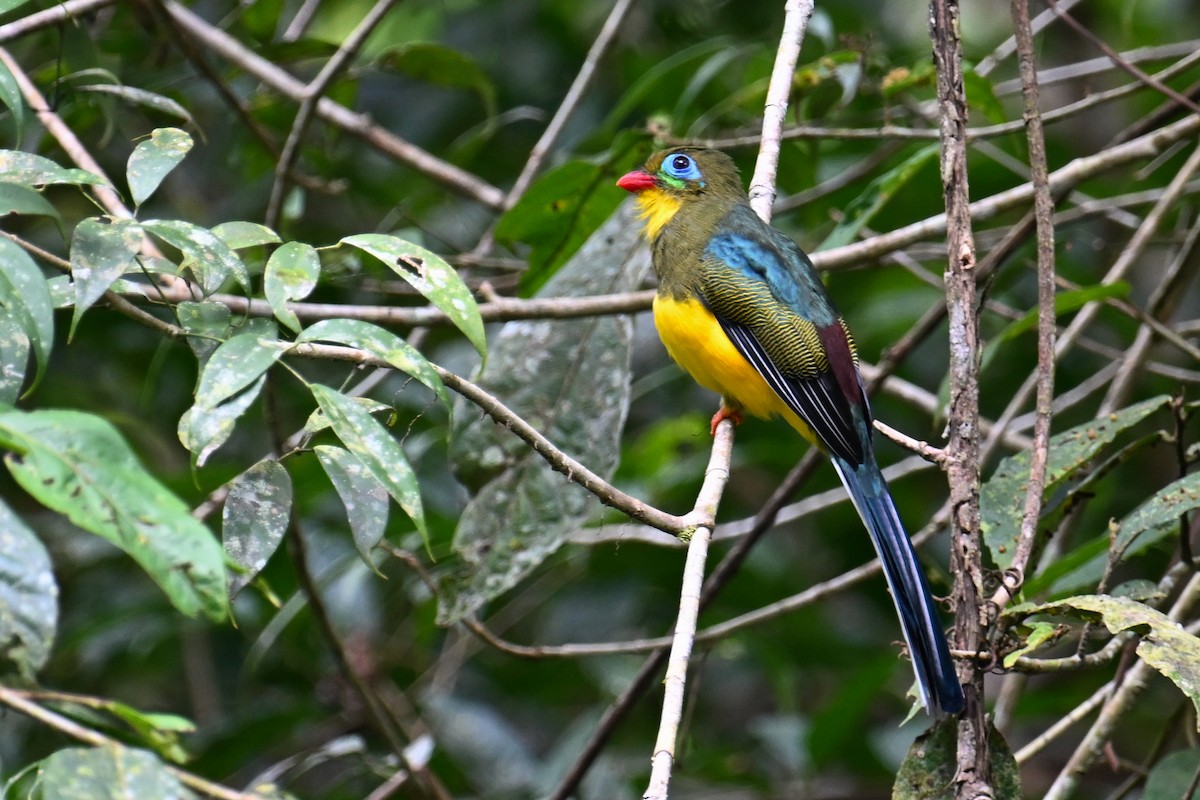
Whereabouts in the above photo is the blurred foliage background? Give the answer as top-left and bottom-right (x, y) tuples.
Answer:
(1, 0), (1200, 798)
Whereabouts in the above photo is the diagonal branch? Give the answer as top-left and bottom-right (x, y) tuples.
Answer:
(264, 0), (403, 229)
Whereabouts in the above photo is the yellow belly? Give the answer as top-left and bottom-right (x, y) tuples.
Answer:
(652, 293), (818, 444)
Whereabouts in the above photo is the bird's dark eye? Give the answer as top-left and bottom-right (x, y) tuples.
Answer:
(662, 152), (703, 182)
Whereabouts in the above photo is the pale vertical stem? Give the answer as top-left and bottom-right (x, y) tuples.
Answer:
(644, 3), (812, 796)
(642, 422), (733, 800)
(748, 0), (814, 223)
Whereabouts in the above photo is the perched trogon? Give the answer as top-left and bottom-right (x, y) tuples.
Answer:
(617, 147), (964, 715)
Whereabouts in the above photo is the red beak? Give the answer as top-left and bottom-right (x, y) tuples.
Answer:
(616, 169), (657, 192)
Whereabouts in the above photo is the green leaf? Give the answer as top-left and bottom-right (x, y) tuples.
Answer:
(47, 696), (195, 764)
(100, 703), (194, 764)
(981, 396), (1171, 570)
(176, 300), (233, 364)
(1112, 471), (1200, 557)
(0, 312), (29, 404)
(0, 497), (57, 681)
(493, 156), (630, 297)
(143, 219), (250, 294)
(37, 745), (194, 800)
(223, 459), (292, 595)
(181, 325), (279, 464)
(70, 217), (142, 337)
(0, 236), (54, 396)
(340, 234), (485, 357)
(0, 181), (59, 220)
(211, 221), (282, 250)
(76, 84), (194, 125)
(0, 150), (106, 186)
(127, 127), (193, 207)
(894, 719), (1020, 800)
(296, 318), (448, 410)
(178, 374), (267, 467)
(378, 42), (496, 117)
(264, 241), (319, 333)
(315, 445), (389, 567)
(1042, 472), (1200, 598)
(1017, 594), (1200, 729)
(303, 395), (391, 435)
(439, 202), (650, 623)
(1142, 748), (1200, 800)
(818, 144), (938, 250)
(965, 67), (1006, 125)
(976, 282), (1131, 383)
(193, 325), (283, 410)
(310, 384), (427, 546)
(1003, 621), (1058, 668)
(0, 54), (24, 136)
(0, 408), (228, 620)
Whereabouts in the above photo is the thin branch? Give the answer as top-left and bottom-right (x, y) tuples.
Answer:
(140, 287), (659, 326)
(812, 108), (1200, 271)
(747, 0), (814, 222)
(1100, 213), (1200, 413)
(0, 0), (115, 41)
(265, 0), (402, 228)
(930, 0), (987, 796)
(643, 421), (733, 799)
(0, 687), (267, 800)
(981, 138), (1200, 463)
(160, 0), (505, 209)
(547, 450), (825, 800)
(991, 0), (1058, 612)
(566, 455), (937, 547)
(1047, 0), (1200, 118)
(0, 46), (128, 218)
(645, 7), (811, 794)
(502, 0), (634, 211)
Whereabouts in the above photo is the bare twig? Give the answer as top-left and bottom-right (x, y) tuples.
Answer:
(0, 47), (128, 218)
(747, 0), (814, 222)
(990, 0), (1058, 612)
(981, 138), (1200, 462)
(1047, 0), (1200, 118)
(645, 5), (812, 795)
(643, 421), (733, 799)
(0, 687), (267, 800)
(503, 0), (635, 211)
(812, 109), (1200, 271)
(265, 0), (402, 228)
(0, 0), (115, 41)
(160, 0), (505, 209)
(1100, 213), (1200, 413)
(930, 0), (988, 796)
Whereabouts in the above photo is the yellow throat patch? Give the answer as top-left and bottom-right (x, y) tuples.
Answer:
(632, 187), (682, 240)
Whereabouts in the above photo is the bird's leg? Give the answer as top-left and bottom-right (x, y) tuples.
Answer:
(709, 402), (744, 436)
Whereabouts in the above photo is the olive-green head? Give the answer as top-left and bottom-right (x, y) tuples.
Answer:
(616, 147), (746, 201)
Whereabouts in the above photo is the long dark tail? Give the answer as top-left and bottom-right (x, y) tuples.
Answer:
(831, 455), (964, 714)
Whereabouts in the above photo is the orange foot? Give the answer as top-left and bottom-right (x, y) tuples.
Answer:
(709, 405), (744, 436)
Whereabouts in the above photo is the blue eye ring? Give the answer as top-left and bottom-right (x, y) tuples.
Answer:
(663, 152), (703, 183)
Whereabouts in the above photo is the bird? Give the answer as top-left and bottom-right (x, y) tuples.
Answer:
(616, 147), (964, 715)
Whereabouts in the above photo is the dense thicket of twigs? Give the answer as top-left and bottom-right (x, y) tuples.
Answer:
(0, 1), (1199, 798)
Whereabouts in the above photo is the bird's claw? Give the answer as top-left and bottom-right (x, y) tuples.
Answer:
(710, 406), (743, 436)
